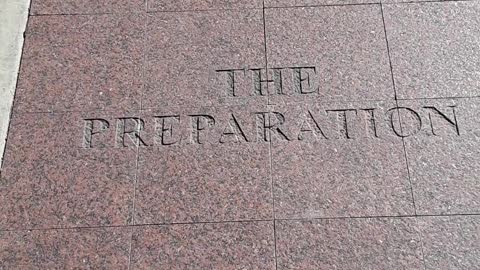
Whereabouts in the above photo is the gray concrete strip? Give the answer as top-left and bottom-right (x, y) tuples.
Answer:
(0, 0), (30, 167)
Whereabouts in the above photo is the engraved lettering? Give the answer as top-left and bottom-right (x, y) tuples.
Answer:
(154, 115), (181, 146)
(115, 118), (147, 147)
(219, 114), (249, 143)
(80, 100), (463, 147)
(361, 108), (378, 138)
(423, 106), (460, 136)
(292, 67), (319, 94)
(271, 68), (285, 95)
(387, 107), (422, 138)
(297, 110), (328, 141)
(216, 69), (245, 97)
(217, 66), (323, 97)
(251, 69), (271, 96)
(190, 114), (215, 144)
(256, 112), (290, 142)
(83, 118), (110, 148)
(327, 109), (358, 139)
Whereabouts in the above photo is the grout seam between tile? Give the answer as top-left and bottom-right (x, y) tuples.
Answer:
(380, 0), (418, 215)
(26, 0), (479, 18)
(127, 3), (149, 268)
(382, 0), (476, 5)
(265, 2), (381, 9)
(0, 218), (275, 232)
(277, 213), (480, 221)
(380, 4), (428, 269)
(1, 213), (479, 233)
(28, 8), (262, 17)
(14, 95), (480, 116)
(126, 143), (141, 270)
(262, 2), (279, 269)
(414, 218), (429, 270)
(379, 3), (398, 101)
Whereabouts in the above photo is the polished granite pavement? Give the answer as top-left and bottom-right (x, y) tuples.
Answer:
(0, 0), (479, 269)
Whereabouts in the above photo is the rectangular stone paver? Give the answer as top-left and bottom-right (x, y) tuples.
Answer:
(143, 10), (266, 108)
(276, 218), (424, 270)
(265, 0), (379, 7)
(0, 145), (137, 230)
(419, 216), (480, 270)
(265, 5), (394, 105)
(135, 105), (273, 224)
(1, 109), (149, 229)
(0, 227), (130, 269)
(384, 2), (480, 99)
(271, 101), (414, 218)
(145, 10), (267, 110)
(131, 222), (275, 269)
(30, 0), (146, 15)
(15, 14), (145, 113)
(398, 99), (480, 215)
(147, 0), (262, 12)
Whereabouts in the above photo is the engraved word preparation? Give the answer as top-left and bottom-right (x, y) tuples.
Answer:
(82, 105), (460, 148)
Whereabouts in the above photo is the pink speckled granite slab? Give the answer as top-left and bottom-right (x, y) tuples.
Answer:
(2, 1), (479, 268)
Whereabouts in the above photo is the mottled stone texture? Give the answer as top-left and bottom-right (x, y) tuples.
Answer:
(30, 0), (146, 15)
(382, 0), (458, 4)
(265, 0), (378, 7)
(135, 106), (273, 224)
(276, 218), (423, 269)
(0, 227), (130, 269)
(271, 101), (415, 218)
(5, 111), (128, 150)
(131, 222), (275, 269)
(398, 99), (480, 215)
(384, 2), (480, 99)
(419, 216), (480, 270)
(148, 0), (262, 11)
(3, 0), (480, 268)
(2, 108), (138, 230)
(0, 145), (137, 230)
(15, 14), (145, 113)
(136, 144), (272, 224)
(265, 5), (393, 105)
(145, 10), (266, 109)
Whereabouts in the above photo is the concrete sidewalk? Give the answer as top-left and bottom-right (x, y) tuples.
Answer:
(0, 0), (30, 167)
